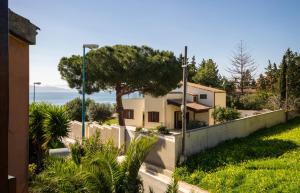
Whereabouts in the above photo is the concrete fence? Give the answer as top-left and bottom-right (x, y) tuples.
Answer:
(68, 110), (298, 171)
(68, 121), (123, 147)
(183, 109), (286, 156)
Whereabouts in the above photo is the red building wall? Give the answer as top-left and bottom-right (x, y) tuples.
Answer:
(8, 34), (29, 193)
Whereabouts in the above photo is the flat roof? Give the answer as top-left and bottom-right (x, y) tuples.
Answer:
(9, 9), (39, 45)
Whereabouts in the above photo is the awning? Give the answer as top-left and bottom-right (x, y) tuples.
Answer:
(167, 99), (211, 113)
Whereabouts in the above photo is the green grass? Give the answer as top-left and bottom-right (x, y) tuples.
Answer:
(175, 117), (300, 193)
(103, 117), (118, 125)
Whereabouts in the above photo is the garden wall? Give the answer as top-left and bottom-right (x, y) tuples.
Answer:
(184, 109), (286, 156)
(68, 121), (121, 147)
(68, 110), (294, 171)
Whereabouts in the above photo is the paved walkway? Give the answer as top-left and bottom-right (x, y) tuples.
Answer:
(139, 165), (208, 193)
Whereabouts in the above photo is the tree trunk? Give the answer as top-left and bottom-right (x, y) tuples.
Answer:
(116, 85), (125, 126)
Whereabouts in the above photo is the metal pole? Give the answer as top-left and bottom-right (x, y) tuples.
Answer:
(181, 46), (188, 160)
(82, 47), (86, 142)
(0, 0), (9, 191)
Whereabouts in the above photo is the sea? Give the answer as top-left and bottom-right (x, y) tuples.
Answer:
(29, 91), (116, 105)
(29, 88), (142, 105)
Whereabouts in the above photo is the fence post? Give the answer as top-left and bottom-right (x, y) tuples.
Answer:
(119, 126), (125, 150)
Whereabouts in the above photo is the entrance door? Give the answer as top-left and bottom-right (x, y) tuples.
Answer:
(174, 111), (189, 129)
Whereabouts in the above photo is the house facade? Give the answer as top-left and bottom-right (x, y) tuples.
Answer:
(122, 82), (226, 129)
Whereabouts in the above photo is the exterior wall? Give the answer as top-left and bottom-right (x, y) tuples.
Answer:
(195, 111), (209, 124)
(144, 95), (166, 128)
(184, 110), (286, 156)
(122, 98), (145, 127)
(121, 85), (226, 129)
(8, 35), (29, 193)
(144, 134), (181, 171)
(186, 86), (214, 107)
(214, 92), (226, 107)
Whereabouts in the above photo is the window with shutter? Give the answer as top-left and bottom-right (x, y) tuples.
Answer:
(124, 109), (134, 119)
(148, 111), (159, 122)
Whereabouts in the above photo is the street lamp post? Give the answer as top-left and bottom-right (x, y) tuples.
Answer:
(82, 44), (99, 143)
(33, 82), (41, 103)
(180, 46), (188, 162)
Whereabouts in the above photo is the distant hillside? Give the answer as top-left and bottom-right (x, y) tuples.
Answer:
(29, 85), (77, 93)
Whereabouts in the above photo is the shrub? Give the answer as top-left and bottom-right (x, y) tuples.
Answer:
(64, 97), (94, 121)
(294, 98), (300, 113)
(187, 121), (207, 130)
(28, 163), (37, 181)
(30, 135), (157, 193)
(87, 102), (113, 123)
(135, 127), (143, 132)
(29, 103), (70, 171)
(238, 93), (269, 110)
(212, 107), (241, 123)
(156, 125), (169, 135)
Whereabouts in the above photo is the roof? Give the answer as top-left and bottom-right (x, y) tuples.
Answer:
(187, 82), (226, 93)
(9, 9), (39, 45)
(169, 91), (198, 96)
(167, 99), (211, 112)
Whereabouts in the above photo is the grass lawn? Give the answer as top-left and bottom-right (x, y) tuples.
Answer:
(175, 118), (300, 192)
(103, 117), (118, 125)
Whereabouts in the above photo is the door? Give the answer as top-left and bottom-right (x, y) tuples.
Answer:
(174, 111), (189, 129)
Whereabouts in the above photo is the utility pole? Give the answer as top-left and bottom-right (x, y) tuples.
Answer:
(0, 0), (9, 192)
(180, 46), (188, 162)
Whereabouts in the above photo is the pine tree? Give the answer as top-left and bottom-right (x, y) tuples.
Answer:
(257, 74), (267, 90)
(279, 55), (287, 101)
(265, 60), (279, 93)
(193, 59), (221, 87)
(227, 41), (256, 94)
(187, 56), (197, 82)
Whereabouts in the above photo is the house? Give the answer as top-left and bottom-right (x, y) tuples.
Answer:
(2, 9), (38, 193)
(122, 82), (226, 129)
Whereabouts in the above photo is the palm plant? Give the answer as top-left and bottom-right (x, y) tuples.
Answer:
(29, 103), (50, 170)
(30, 135), (157, 193)
(42, 105), (70, 149)
(29, 103), (70, 171)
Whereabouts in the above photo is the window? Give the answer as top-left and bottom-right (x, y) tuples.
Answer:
(199, 94), (207, 99)
(148, 111), (159, 122)
(193, 95), (198, 102)
(124, 109), (134, 119)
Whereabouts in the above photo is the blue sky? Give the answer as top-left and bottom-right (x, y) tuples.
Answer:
(9, 0), (300, 87)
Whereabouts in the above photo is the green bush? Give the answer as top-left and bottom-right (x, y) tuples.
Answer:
(156, 125), (169, 135)
(29, 103), (70, 171)
(238, 93), (269, 110)
(64, 97), (94, 121)
(294, 98), (300, 113)
(135, 127), (143, 132)
(187, 121), (207, 130)
(212, 107), (240, 123)
(30, 135), (158, 193)
(87, 102), (113, 123)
